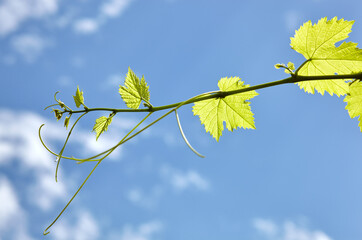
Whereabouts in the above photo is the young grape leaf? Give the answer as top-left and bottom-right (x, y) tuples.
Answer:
(291, 17), (362, 96)
(119, 67), (150, 109)
(344, 81), (362, 131)
(193, 77), (258, 141)
(92, 116), (113, 140)
(73, 86), (85, 108)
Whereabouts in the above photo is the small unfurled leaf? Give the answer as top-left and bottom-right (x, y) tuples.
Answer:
(52, 109), (62, 121)
(291, 17), (362, 96)
(92, 116), (113, 140)
(64, 116), (70, 129)
(344, 81), (362, 131)
(73, 86), (84, 108)
(287, 62), (295, 71)
(193, 77), (258, 141)
(119, 67), (150, 109)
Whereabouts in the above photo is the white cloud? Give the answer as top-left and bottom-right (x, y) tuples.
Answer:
(57, 75), (72, 86)
(73, 18), (99, 34)
(0, 176), (22, 231)
(0, 0), (58, 36)
(112, 221), (163, 240)
(253, 218), (278, 237)
(105, 73), (125, 88)
(52, 210), (100, 240)
(161, 165), (210, 191)
(11, 33), (51, 62)
(284, 10), (303, 32)
(0, 109), (132, 213)
(0, 175), (33, 240)
(253, 218), (333, 240)
(28, 171), (67, 211)
(0, 109), (68, 210)
(283, 221), (332, 240)
(127, 186), (163, 209)
(0, 108), (135, 167)
(72, 0), (133, 35)
(100, 0), (133, 18)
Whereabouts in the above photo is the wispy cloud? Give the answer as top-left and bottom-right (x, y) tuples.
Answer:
(0, 175), (33, 240)
(161, 165), (210, 192)
(0, 0), (59, 36)
(11, 33), (51, 62)
(127, 186), (163, 209)
(253, 218), (278, 237)
(73, 0), (133, 35)
(284, 10), (303, 32)
(253, 218), (333, 240)
(0, 109), (68, 211)
(100, 0), (132, 18)
(52, 210), (100, 240)
(0, 108), (136, 215)
(73, 18), (99, 34)
(110, 220), (163, 240)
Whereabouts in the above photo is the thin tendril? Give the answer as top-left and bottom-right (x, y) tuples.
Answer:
(38, 124), (100, 161)
(43, 112), (153, 235)
(44, 104), (60, 110)
(55, 112), (87, 182)
(175, 109), (205, 158)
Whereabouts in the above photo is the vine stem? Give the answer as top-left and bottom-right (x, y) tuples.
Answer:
(42, 71), (362, 235)
(63, 72), (362, 115)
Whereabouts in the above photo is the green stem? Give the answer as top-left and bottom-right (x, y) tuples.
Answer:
(63, 72), (362, 115)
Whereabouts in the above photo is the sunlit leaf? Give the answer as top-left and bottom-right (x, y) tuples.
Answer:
(73, 86), (85, 108)
(193, 77), (258, 141)
(92, 116), (113, 140)
(291, 17), (362, 96)
(119, 67), (150, 109)
(344, 81), (362, 131)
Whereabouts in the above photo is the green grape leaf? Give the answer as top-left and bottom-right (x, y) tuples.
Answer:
(344, 81), (362, 131)
(291, 17), (362, 96)
(119, 67), (150, 109)
(92, 116), (113, 140)
(192, 77), (258, 141)
(73, 86), (85, 108)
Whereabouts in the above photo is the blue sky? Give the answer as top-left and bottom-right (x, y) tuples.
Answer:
(1, 0), (362, 239)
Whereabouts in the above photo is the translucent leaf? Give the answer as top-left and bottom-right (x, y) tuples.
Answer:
(291, 17), (362, 96)
(344, 81), (362, 131)
(287, 62), (295, 71)
(92, 116), (113, 140)
(73, 86), (84, 108)
(119, 67), (150, 109)
(193, 77), (258, 141)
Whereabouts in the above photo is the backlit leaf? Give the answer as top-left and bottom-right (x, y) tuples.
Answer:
(344, 81), (362, 131)
(193, 77), (258, 141)
(73, 86), (84, 108)
(119, 67), (150, 109)
(291, 17), (362, 96)
(92, 116), (113, 140)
